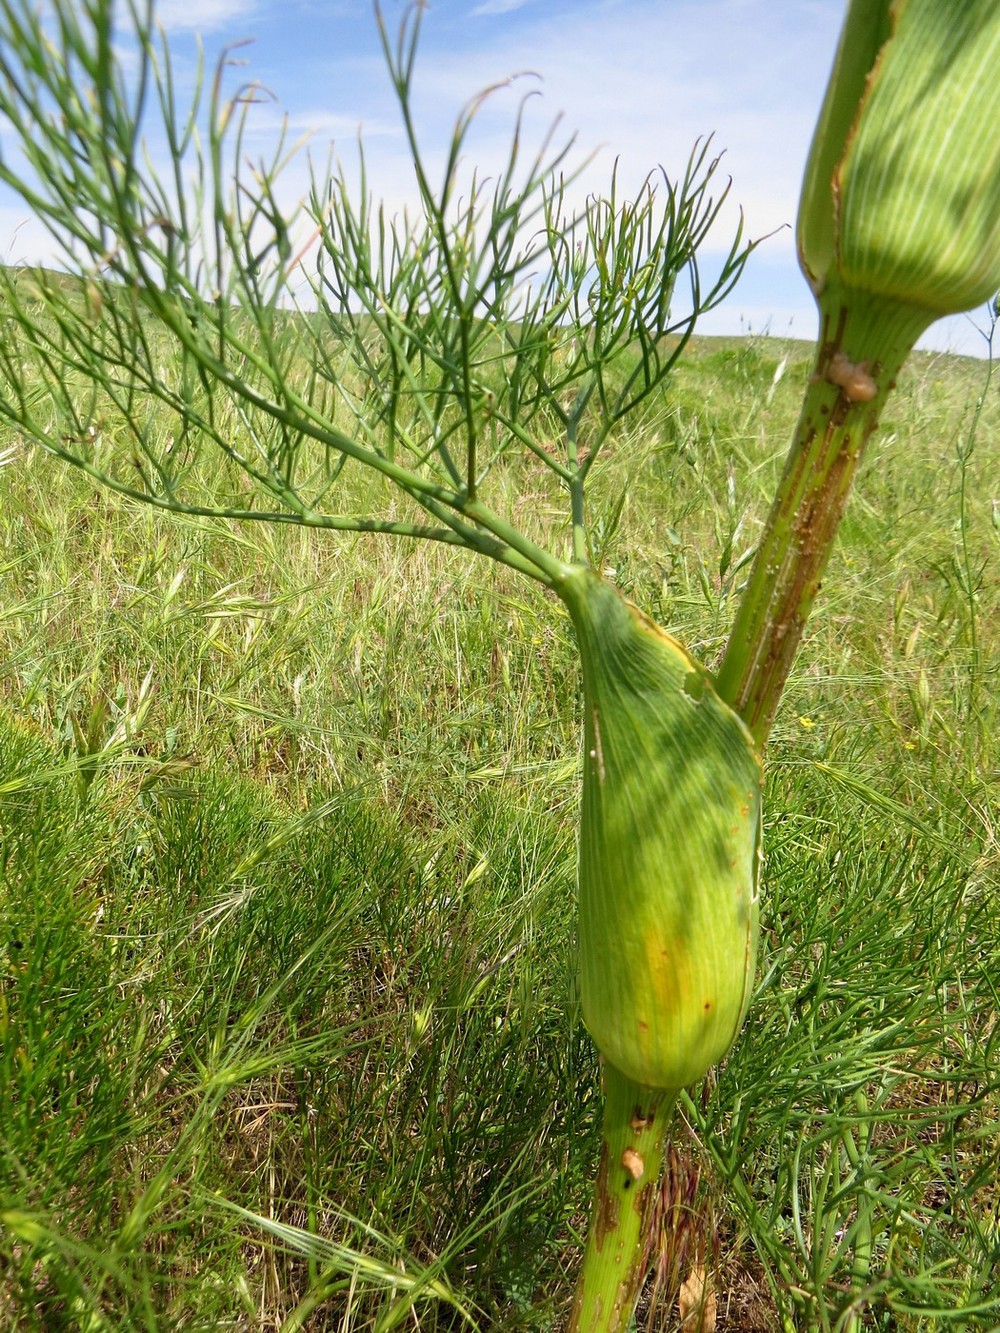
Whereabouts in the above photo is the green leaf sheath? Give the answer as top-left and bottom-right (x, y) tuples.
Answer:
(558, 568), (762, 1093)
(799, 0), (1000, 321)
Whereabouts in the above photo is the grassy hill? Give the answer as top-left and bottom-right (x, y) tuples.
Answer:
(0, 331), (997, 1329)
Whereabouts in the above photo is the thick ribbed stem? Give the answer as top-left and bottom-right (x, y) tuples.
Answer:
(568, 1066), (677, 1333)
(563, 289), (931, 1333)
(556, 569), (759, 1333)
(715, 287), (930, 745)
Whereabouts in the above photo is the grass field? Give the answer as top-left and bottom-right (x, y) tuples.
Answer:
(0, 333), (997, 1330)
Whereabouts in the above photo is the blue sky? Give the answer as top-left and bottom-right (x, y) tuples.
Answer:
(3, 0), (994, 356)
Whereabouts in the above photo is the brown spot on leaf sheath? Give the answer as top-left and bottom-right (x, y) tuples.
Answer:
(715, 285), (917, 747)
(827, 350), (878, 403)
(621, 1148), (645, 1182)
(593, 1143), (618, 1251)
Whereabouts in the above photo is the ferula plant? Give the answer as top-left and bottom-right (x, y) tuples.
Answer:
(0, 0), (999, 1328)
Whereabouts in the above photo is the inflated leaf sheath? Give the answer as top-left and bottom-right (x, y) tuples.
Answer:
(561, 570), (762, 1092)
(798, 0), (1000, 322)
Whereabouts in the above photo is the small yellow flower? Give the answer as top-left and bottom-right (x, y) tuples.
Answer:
(798, 716), (816, 731)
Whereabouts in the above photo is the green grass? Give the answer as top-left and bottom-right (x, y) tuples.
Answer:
(1, 333), (998, 1329)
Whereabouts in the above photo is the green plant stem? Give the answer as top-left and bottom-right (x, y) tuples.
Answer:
(842, 1091), (872, 1333)
(567, 291), (929, 1333)
(568, 1066), (676, 1333)
(715, 288), (929, 744)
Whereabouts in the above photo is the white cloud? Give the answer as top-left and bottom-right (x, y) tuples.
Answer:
(471, 0), (535, 16)
(154, 0), (259, 32)
(238, 104), (401, 143)
(386, 0), (845, 249)
(0, 209), (63, 268)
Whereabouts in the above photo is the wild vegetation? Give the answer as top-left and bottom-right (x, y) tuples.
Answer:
(2, 0), (1000, 1328)
(1, 332), (997, 1329)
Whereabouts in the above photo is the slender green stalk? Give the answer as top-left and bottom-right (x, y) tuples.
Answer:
(715, 288), (928, 744)
(841, 1091), (872, 1333)
(567, 1068), (677, 1333)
